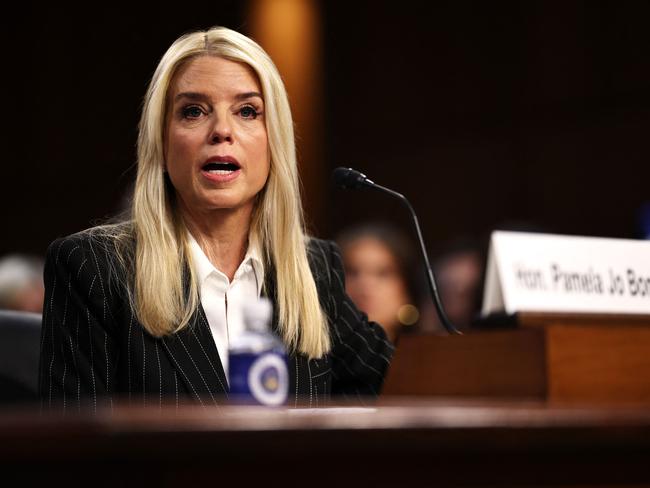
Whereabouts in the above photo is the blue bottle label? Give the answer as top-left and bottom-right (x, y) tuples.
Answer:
(229, 350), (289, 406)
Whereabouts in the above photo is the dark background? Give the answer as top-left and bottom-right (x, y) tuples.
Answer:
(3, 1), (650, 259)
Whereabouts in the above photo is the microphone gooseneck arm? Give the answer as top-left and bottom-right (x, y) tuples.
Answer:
(333, 167), (462, 335)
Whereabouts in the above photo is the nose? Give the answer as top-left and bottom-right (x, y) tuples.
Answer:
(209, 112), (233, 144)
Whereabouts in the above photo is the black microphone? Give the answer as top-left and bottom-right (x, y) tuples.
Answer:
(332, 167), (375, 190)
(333, 167), (462, 335)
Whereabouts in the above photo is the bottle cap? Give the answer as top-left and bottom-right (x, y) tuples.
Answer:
(243, 296), (273, 332)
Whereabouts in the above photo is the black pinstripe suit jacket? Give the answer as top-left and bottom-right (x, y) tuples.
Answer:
(39, 228), (394, 411)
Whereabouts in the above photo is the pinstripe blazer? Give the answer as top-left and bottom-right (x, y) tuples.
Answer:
(39, 228), (394, 411)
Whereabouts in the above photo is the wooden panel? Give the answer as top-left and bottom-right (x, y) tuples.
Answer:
(546, 324), (650, 404)
(382, 330), (547, 399)
(248, 0), (326, 232)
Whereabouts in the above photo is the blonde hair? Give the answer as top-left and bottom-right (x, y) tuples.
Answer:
(110, 26), (329, 358)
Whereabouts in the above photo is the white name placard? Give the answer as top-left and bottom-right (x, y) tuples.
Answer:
(482, 231), (650, 316)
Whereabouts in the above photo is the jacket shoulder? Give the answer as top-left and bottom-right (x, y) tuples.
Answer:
(305, 237), (346, 296)
(45, 223), (134, 298)
(46, 223), (133, 261)
(306, 237), (342, 265)
(306, 236), (341, 269)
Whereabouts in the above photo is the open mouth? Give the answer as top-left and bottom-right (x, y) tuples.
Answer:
(202, 161), (240, 174)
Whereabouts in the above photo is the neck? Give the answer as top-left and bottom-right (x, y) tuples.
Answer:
(181, 203), (254, 281)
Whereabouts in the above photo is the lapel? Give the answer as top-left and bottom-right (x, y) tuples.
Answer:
(159, 255), (281, 405)
(158, 252), (323, 405)
(161, 304), (230, 406)
(115, 232), (229, 405)
(262, 258), (324, 401)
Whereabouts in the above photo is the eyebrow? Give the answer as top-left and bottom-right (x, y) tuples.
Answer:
(235, 91), (263, 101)
(174, 91), (263, 103)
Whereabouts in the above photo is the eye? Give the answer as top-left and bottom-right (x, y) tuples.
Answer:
(239, 105), (260, 119)
(181, 105), (205, 119)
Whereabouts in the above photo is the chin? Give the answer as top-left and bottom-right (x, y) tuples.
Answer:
(205, 198), (254, 212)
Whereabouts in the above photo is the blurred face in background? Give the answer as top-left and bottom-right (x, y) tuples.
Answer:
(436, 250), (483, 327)
(0, 255), (45, 314)
(418, 248), (483, 334)
(342, 237), (411, 342)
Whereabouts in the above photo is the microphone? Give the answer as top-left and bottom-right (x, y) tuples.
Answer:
(332, 167), (375, 190)
(333, 167), (462, 335)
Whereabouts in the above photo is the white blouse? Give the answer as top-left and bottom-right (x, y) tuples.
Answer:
(188, 233), (264, 381)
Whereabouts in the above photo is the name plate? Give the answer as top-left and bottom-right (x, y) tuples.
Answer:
(482, 231), (650, 316)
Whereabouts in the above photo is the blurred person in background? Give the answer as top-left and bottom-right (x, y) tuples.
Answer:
(337, 223), (420, 343)
(0, 254), (44, 313)
(417, 239), (484, 334)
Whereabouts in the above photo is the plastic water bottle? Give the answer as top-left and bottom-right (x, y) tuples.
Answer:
(228, 297), (289, 406)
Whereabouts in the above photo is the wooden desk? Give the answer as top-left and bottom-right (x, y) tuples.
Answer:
(384, 313), (650, 404)
(1, 400), (650, 487)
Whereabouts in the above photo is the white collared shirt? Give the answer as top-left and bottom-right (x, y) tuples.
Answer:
(188, 233), (264, 381)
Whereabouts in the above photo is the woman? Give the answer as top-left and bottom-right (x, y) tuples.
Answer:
(337, 224), (419, 344)
(39, 27), (393, 410)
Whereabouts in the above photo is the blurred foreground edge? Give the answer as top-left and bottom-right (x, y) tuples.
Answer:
(1, 400), (650, 486)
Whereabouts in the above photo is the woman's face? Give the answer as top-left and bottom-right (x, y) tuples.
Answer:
(165, 56), (270, 217)
(343, 237), (410, 336)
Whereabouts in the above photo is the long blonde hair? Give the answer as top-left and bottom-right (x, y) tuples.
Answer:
(110, 27), (329, 359)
